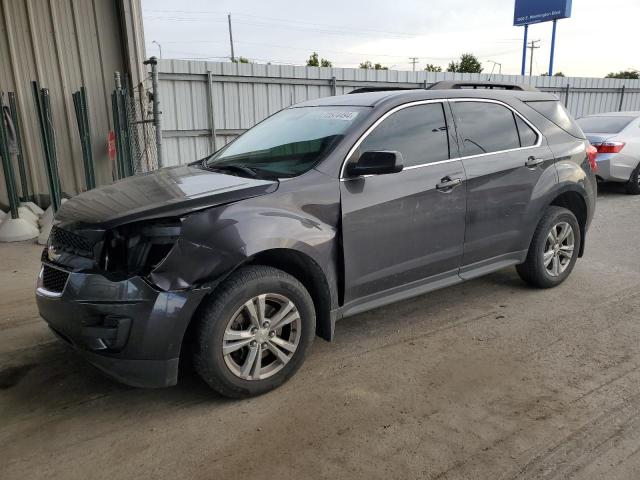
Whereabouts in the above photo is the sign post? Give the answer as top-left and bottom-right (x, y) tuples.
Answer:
(514, 0), (572, 76)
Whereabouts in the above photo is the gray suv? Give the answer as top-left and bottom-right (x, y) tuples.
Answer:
(36, 84), (597, 397)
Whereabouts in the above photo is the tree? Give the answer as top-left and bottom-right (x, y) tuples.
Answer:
(232, 56), (251, 64)
(359, 60), (388, 70)
(446, 53), (483, 73)
(307, 52), (332, 67)
(541, 71), (565, 77)
(424, 64), (442, 72)
(606, 70), (639, 79)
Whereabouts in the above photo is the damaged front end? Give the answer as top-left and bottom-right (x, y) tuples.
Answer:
(36, 218), (214, 387)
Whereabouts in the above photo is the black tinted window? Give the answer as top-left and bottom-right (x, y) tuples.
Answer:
(526, 101), (585, 139)
(358, 103), (450, 168)
(453, 102), (520, 155)
(515, 115), (538, 147)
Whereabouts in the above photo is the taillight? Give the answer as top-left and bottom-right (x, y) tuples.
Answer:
(586, 144), (598, 173)
(594, 141), (625, 154)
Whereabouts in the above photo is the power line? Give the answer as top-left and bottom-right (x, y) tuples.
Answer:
(409, 57), (419, 71)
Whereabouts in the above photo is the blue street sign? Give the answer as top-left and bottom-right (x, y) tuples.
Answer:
(514, 0), (572, 26)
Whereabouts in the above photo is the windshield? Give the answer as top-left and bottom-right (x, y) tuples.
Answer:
(576, 116), (635, 134)
(205, 106), (369, 177)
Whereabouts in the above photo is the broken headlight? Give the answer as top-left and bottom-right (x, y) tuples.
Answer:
(100, 221), (181, 276)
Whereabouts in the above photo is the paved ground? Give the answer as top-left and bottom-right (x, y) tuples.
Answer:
(2, 183), (640, 480)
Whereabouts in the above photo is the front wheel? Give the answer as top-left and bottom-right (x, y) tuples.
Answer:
(516, 206), (581, 288)
(193, 266), (316, 398)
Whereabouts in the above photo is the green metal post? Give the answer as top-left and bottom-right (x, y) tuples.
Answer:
(80, 87), (95, 189)
(7, 92), (29, 202)
(42, 88), (62, 210)
(32, 81), (61, 212)
(0, 91), (20, 218)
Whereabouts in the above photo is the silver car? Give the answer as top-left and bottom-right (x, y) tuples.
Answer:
(576, 112), (640, 194)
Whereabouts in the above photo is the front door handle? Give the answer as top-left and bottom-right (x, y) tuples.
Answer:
(525, 156), (544, 168)
(436, 177), (463, 192)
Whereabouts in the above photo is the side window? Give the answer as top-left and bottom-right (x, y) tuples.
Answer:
(357, 103), (450, 168)
(453, 102), (521, 156)
(514, 115), (538, 147)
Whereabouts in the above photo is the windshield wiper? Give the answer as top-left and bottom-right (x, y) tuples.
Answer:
(203, 164), (259, 178)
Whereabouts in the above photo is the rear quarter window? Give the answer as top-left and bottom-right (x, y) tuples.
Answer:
(526, 101), (585, 139)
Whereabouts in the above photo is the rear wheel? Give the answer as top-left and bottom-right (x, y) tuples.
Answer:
(516, 206), (581, 288)
(193, 266), (315, 398)
(625, 163), (640, 195)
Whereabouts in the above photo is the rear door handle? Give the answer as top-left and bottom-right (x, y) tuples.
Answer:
(525, 156), (544, 168)
(436, 177), (463, 192)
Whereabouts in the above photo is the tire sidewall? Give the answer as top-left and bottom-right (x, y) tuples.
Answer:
(626, 164), (640, 195)
(198, 269), (315, 397)
(534, 209), (581, 286)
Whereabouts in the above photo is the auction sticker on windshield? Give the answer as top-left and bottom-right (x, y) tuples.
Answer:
(318, 111), (359, 121)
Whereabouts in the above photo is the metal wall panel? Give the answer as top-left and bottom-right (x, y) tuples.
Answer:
(0, 0), (145, 208)
(157, 60), (640, 167)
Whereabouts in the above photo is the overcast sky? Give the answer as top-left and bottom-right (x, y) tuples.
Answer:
(142, 0), (637, 78)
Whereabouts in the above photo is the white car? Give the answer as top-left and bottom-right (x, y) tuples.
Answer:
(576, 112), (640, 194)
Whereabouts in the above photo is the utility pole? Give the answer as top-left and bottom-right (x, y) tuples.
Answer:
(409, 57), (418, 72)
(528, 40), (540, 76)
(227, 13), (235, 62)
(143, 56), (163, 169)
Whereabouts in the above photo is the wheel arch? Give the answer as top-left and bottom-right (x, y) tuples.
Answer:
(180, 247), (335, 369)
(549, 190), (588, 257)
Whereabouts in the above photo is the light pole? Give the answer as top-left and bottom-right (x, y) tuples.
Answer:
(152, 40), (162, 59)
(487, 60), (502, 80)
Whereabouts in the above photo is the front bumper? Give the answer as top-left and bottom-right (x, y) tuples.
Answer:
(36, 263), (209, 387)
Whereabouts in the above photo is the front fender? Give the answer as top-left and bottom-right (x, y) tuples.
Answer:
(148, 171), (341, 305)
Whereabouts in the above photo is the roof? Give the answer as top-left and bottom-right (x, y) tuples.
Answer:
(293, 88), (557, 108)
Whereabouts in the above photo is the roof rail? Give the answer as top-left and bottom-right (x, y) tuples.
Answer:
(427, 80), (538, 91)
(347, 87), (420, 94)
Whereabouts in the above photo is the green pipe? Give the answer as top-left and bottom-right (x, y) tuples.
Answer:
(0, 91), (20, 218)
(7, 92), (29, 202)
(32, 81), (57, 211)
(80, 87), (95, 189)
(42, 88), (62, 210)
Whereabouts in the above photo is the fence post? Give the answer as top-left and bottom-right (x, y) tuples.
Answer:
(145, 56), (163, 168)
(206, 70), (218, 152)
(330, 76), (336, 96)
(0, 91), (19, 218)
(7, 92), (29, 202)
(618, 85), (626, 111)
(564, 83), (570, 108)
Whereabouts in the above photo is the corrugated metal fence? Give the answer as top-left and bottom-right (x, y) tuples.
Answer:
(158, 60), (640, 166)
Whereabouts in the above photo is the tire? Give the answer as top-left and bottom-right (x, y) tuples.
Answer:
(193, 265), (315, 398)
(516, 206), (581, 289)
(625, 163), (640, 195)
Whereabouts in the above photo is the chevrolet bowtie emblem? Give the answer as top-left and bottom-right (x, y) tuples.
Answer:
(47, 244), (61, 262)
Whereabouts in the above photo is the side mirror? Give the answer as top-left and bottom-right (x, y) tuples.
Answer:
(346, 151), (404, 177)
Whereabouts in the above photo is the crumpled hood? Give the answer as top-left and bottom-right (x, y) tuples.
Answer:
(55, 164), (278, 229)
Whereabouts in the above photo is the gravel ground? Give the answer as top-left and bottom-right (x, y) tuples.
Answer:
(2, 183), (640, 480)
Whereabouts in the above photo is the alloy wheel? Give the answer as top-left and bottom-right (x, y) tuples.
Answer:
(543, 221), (575, 277)
(222, 293), (301, 380)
